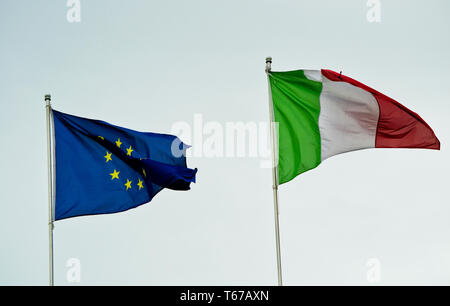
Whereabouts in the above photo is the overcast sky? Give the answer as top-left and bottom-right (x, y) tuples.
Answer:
(1, 0), (449, 285)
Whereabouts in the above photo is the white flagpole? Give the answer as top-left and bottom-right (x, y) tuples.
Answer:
(265, 57), (283, 286)
(45, 94), (55, 286)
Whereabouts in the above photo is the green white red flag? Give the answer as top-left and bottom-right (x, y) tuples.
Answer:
(268, 69), (440, 184)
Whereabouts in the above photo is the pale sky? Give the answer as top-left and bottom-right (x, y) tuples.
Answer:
(1, 0), (449, 285)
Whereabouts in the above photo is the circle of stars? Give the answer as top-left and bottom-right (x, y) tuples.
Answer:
(99, 136), (146, 192)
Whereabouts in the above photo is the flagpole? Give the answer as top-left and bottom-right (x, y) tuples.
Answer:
(265, 57), (283, 286)
(45, 94), (55, 286)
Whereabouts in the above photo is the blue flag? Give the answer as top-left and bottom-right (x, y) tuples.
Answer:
(52, 110), (197, 220)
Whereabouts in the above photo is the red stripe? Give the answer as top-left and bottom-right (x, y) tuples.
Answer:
(321, 69), (440, 150)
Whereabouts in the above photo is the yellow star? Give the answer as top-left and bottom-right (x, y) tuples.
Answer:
(142, 168), (146, 178)
(104, 151), (112, 163)
(115, 138), (122, 148)
(124, 179), (132, 190)
(126, 145), (133, 156)
(137, 179), (144, 190)
(110, 169), (120, 180)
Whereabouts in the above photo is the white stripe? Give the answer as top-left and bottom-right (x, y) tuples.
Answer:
(304, 70), (322, 82)
(319, 74), (380, 161)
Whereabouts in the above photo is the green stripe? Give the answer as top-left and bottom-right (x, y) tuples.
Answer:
(269, 70), (322, 184)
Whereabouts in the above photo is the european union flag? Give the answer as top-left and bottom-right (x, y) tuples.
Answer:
(53, 110), (197, 220)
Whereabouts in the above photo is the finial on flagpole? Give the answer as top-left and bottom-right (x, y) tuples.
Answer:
(265, 57), (272, 73)
(45, 94), (51, 106)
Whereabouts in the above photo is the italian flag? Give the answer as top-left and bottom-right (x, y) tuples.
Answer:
(268, 69), (440, 184)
